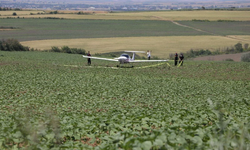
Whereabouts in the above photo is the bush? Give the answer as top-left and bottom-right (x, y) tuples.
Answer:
(0, 39), (29, 51)
(49, 11), (58, 14)
(71, 48), (86, 55)
(51, 46), (61, 52)
(45, 17), (61, 19)
(241, 52), (250, 62)
(224, 58), (234, 61)
(235, 43), (243, 52)
(50, 46), (85, 55)
(244, 43), (249, 50)
(61, 46), (71, 53)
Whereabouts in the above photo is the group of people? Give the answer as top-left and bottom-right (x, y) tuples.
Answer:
(174, 53), (184, 66)
(148, 51), (184, 66)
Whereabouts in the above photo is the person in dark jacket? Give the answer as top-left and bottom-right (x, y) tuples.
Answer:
(179, 53), (184, 66)
(87, 51), (91, 65)
(174, 53), (178, 66)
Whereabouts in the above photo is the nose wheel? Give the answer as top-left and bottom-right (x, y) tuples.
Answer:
(116, 64), (133, 68)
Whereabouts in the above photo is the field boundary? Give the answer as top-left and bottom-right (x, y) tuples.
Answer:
(171, 21), (250, 43)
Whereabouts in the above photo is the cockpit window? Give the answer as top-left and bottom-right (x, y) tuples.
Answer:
(121, 54), (130, 59)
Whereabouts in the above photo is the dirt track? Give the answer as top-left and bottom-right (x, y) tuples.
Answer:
(193, 52), (250, 62)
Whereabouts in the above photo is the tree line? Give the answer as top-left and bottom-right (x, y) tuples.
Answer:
(0, 39), (86, 55)
(0, 7), (21, 11)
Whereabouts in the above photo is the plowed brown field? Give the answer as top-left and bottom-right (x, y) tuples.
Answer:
(193, 52), (250, 62)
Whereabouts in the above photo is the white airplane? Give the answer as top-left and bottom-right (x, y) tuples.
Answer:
(82, 51), (168, 67)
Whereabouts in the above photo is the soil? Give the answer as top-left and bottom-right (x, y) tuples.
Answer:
(193, 52), (250, 62)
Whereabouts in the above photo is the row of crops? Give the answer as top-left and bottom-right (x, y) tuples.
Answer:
(0, 51), (250, 149)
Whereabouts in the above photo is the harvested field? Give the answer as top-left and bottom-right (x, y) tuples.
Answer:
(193, 52), (250, 62)
(21, 36), (242, 58)
(1, 10), (250, 21)
(0, 10), (44, 16)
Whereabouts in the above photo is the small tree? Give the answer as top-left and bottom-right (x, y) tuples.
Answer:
(61, 46), (71, 53)
(235, 42), (243, 52)
(0, 39), (28, 51)
(12, 12), (17, 16)
(244, 43), (249, 50)
(51, 46), (61, 52)
(0, 40), (4, 50)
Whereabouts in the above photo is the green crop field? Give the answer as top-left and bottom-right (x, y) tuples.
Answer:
(179, 21), (250, 36)
(1, 19), (250, 42)
(0, 51), (250, 149)
(0, 19), (208, 42)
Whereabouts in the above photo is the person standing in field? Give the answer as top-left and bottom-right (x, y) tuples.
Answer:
(179, 53), (184, 66)
(174, 53), (178, 66)
(147, 50), (151, 60)
(87, 51), (91, 65)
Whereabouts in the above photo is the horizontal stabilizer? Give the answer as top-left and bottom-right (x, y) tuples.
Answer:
(82, 55), (118, 62)
(125, 51), (145, 53)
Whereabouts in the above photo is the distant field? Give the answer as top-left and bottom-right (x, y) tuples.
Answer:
(229, 35), (250, 41)
(101, 11), (250, 21)
(21, 36), (244, 58)
(1, 10), (250, 21)
(1, 19), (250, 42)
(0, 19), (208, 41)
(179, 21), (250, 36)
(1, 18), (249, 57)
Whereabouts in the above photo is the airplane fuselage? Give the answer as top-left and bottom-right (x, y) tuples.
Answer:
(118, 54), (131, 64)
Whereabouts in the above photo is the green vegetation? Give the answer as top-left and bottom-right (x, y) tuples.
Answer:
(169, 42), (250, 60)
(178, 21), (250, 36)
(0, 39), (86, 55)
(0, 39), (29, 51)
(0, 51), (249, 149)
(50, 46), (86, 54)
(0, 26), (18, 29)
(0, 7), (22, 11)
(241, 52), (250, 62)
(49, 11), (58, 14)
(0, 19), (209, 42)
(0, 19), (249, 42)
(169, 43), (248, 59)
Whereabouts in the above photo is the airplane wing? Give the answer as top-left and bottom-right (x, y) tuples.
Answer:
(131, 59), (169, 62)
(82, 55), (118, 62)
